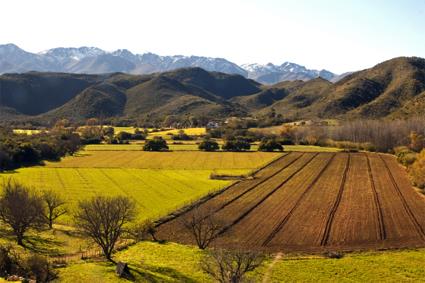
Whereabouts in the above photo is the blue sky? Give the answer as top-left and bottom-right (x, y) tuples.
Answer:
(1, 0), (424, 73)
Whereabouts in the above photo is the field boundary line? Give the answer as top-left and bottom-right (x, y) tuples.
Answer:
(320, 153), (351, 246)
(217, 153), (320, 237)
(262, 153), (336, 246)
(214, 153), (303, 213)
(365, 153), (386, 240)
(154, 153), (291, 227)
(379, 155), (425, 241)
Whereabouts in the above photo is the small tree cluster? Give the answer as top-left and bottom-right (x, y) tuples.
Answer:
(222, 139), (251, 152)
(143, 137), (169, 151)
(198, 138), (219, 152)
(258, 138), (284, 152)
(0, 130), (81, 171)
(0, 181), (67, 245)
(171, 130), (193, 141)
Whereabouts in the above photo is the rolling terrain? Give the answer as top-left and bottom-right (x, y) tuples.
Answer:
(1, 57), (425, 123)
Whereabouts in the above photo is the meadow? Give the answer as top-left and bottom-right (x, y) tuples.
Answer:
(0, 168), (230, 223)
(46, 151), (282, 169)
(56, 241), (425, 282)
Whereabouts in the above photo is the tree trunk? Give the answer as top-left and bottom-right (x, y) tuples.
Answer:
(17, 234), (24, 246)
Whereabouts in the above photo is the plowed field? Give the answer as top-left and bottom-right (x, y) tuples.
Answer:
(157, 152), (425, 252)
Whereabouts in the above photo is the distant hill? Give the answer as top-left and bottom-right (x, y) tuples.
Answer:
(0, 68), (258, 123)
(1, 57), (424, 124)
(0, 44), (343, 84)
(253, 57), (425, 119)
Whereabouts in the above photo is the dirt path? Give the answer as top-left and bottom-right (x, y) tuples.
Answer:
(262, 252), (283, 283)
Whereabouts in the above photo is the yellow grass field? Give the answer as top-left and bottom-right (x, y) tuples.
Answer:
(46, 151), (283, 169)
(0, 168), (230, 222)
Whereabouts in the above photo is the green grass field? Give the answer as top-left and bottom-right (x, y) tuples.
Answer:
(57, 241), (425, 282)
(0, 168), (231, 223)
(46, 151), (282, 169)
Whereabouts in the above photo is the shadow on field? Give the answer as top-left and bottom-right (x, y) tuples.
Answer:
(129, 262), (198, 283)
(24, 233), (65, 256)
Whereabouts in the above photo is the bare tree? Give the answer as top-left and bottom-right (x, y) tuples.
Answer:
(0, 180), (45, 246)
(201, 249), (265, 283)
(42, 190), (67, 229)
(128, 219), (158, 242)
(181, 208), (222, 249)
(74, 196), (135, 262)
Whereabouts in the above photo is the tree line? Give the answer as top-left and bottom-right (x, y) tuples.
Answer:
(0, 127), (81, 172)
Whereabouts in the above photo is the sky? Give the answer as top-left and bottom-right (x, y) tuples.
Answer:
(1, 0), (424, 73)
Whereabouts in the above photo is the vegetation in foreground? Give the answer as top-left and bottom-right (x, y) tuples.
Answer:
(57, 241), (425, 282)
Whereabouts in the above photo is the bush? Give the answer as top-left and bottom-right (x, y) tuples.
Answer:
(143, 137), (169, 151)
(395, 146), (417, 166)
(116, 131), (132, 142)
(131, 129), (146, 140)
(323, 251), (345, 259)
(24, 254), (58, 282)
(0, 245), (20, 277)
(278, 137), (294, 145)
(198, 139), (219, 152)
(222, 139), (251, 152)
(258, 138), (283, 152)
(171, 130), (193, 141)
(410, 149), (425, 189)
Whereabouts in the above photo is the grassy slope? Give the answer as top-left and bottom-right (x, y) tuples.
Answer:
(58, 241), (425, 282)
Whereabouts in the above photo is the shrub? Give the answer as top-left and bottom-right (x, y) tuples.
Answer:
(222, 139), (250, 152)
(24, 254), (58, 282)
(323, 251), (345, 259)
(0, 245), (21, 277)
(409, 131), (425, 152)
(394, 146), (417, 166)
(116, 131), (132, 142)
(201, 249), (264, 283)
(410, 149), (425, 189)
(199, 139), (219, 152)
(143, 137), (169, 151)
(258, 138), (283, 152)
(131, 129), (146, 140)
(172, 130), (193, 141)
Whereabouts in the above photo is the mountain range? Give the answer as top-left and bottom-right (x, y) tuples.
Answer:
(1, 56), (424, 125)
(0, 44), (342, 84)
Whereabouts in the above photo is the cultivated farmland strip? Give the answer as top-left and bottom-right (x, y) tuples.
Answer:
(215, 153), (319, 236)
(379, 155), (425, 240)
(365, 153), (386, 240)
(320, 153), (350, 246)
(367, 154), (420, 242)
(261, 153), (348, 249)
(213, 153), (305, 213)
(263, 153), (337, 246)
